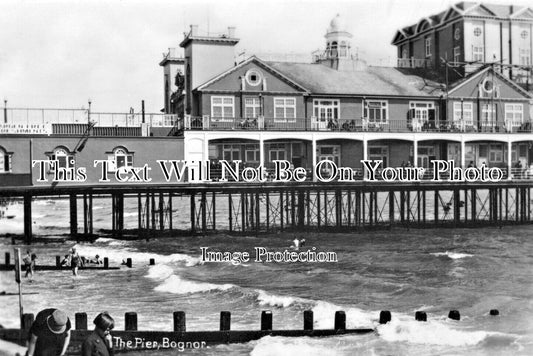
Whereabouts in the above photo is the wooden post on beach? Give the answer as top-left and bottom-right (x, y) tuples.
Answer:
(125, 312), (137, 330)
(220, 311), (231, 331)
(334, 311), (345, 330)
(303, 310), (313, 330)
(75, 312), (87, 330)
(260, 311), (272, 331)
(173, 311), (186, 332)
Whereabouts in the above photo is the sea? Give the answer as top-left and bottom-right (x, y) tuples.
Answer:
(0, 197), (532, 356)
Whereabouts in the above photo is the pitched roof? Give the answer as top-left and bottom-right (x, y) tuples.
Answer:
(447, 66), (533, 98)
(196, 56), (310, 93)
(392, 2), (533, 44)
(266, 61), (444, 97)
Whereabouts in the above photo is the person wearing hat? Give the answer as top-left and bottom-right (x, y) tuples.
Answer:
(81, 312), (115, 356)
(26, 308), (71, 356)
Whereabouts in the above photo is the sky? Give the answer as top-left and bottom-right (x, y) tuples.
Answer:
(0, 0), (531, 113)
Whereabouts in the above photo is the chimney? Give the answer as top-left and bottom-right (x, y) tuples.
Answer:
(228, 27), (236, 38)
(509, 5), (514, 15)
(190, 25), (198, 36)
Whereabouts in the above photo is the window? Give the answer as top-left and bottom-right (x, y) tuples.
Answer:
(222, 144), (241, 161)
(317, 145), (341, 171)
(0, 147), (12, 173)
(50, 148), (74, 170)
(402, 48), (408, 59)
(364, 100), (388, 124)
(481, 103), (496, 127)
(519, 49), (531, 66)
(339, 41), (348, 57)
(425, 37), (431, 57)
(453, 101), (474, 126)
(211, 96), (234, 119)
(489, 144), (503, 162)
(453, 47), (461, 66)
(331, 41), (338, 57)
(505, 104), (523, 127)
(245, 144), (260, 163)
(454, 28), (461, 40)
(313, 99), (339, 122)
(473, 27), (482, 37)
(244, 98), (261, 118)
(107, 147), (133, 172)
(268, 143), (286, 162)
(368, 146), (388, 167)
(521, 30), (529, 39)
(274, 97), (296, 121)
(245, 70), (262, 86)
(472, 46), (484, 62)
(409, 102), (435, 122)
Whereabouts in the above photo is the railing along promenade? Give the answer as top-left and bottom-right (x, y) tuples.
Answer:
(1, 181), (532, 244)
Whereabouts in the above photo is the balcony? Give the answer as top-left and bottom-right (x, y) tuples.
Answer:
(397, 58), (432, 68)
(182, 115), (533, 134)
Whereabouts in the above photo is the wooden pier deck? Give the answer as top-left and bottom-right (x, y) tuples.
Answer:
(1, 181), (532, 243)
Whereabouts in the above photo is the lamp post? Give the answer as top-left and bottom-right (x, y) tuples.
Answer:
(88, 98), (92, 124)
(3, 98), (7, 124)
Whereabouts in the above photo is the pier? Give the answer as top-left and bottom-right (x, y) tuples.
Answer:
(1, 181), (532, 243)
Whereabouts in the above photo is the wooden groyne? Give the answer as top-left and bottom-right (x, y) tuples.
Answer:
(0, 308), (501, 355)
(0, 253), (120, 271)
(1, 181), (532, 243)
(0, 310), (374, 355)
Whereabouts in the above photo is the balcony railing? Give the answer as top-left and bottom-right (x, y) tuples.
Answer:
(182, 115), (533, 134)
(397, 58), (432, 68)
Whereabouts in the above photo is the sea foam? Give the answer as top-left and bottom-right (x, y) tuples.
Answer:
(431, 251), (473, 259)
(154, 274), (234, 295)
(377, 317), (505, 346)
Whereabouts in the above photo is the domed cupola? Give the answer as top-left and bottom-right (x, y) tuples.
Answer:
(325, 14), (353, 59)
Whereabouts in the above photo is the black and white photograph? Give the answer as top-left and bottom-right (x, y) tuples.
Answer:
(1, 0), (532, 355)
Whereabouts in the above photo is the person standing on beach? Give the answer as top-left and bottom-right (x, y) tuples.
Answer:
(26, 308), (71, 356)
(81, 312), (115, 356)
(23, 250), (32, 278)
(25, 254), (37, 282)
(69, 247), (83, 276)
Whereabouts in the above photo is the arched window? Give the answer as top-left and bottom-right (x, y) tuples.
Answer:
(50, 147), (74, 169)
(339, 41), (347, 57)
(107, 146), (133, 172)
(331, 41), (338, 58)
(0, 146), (12, 173)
